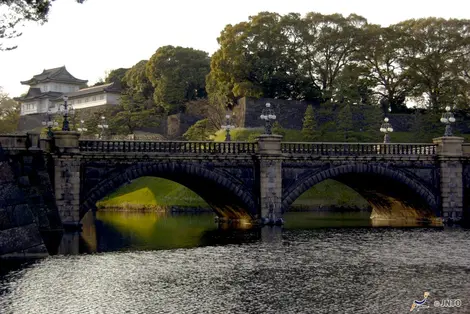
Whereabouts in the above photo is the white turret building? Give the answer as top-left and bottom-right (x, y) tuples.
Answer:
(16, 66), (121, 116)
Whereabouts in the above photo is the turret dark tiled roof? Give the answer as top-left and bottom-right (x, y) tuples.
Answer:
(14, 89), (62, 101)
(55, 82), (121, 100)
(20, 66), (88, 85)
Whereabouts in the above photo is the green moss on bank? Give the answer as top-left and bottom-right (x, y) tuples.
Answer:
(96, 177), (367, 211)
(96, 177), (208, 209)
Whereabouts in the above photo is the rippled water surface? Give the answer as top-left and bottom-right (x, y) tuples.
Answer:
(1, 212), (470, 313)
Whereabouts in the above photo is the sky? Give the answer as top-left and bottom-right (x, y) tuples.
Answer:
(1, 0), (470, 97)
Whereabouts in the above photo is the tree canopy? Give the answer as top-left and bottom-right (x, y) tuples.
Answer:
(207, 12), (470, 112)
(146, 45), (210, 114)
(0, 88), (20, 133)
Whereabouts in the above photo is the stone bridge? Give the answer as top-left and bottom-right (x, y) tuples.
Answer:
(1, 131), (469, 230)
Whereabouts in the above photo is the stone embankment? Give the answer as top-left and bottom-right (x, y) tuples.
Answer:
(0, 135), (62, 260)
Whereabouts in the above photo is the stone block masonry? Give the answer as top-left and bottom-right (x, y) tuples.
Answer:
(0, 136), (62, 259)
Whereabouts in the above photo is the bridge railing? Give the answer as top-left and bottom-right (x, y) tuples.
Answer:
(78, 140), (258, 154)
(281, 142), (436, 156)
(463, 143), (470, 156)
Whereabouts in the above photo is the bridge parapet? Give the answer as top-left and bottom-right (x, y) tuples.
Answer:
(0, 132), (41, 152)
(281, 142), (436, 156)
(462, 143), (470, 156)
(78, 140), (258, 155)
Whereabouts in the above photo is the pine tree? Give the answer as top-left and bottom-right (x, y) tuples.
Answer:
(302, 105), (317, 141)
(272, 121), (286, 137)
(337, 104), (353, 141)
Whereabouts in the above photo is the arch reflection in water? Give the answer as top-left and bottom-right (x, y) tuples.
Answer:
(58, 211), (275, 254)
(55, 211), (445, 255)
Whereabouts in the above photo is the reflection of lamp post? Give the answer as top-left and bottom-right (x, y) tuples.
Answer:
(97, 116), (108, 139)
(221, 113), (234, 142)
(379, 117), (394, 143)
(440, 106), (456, 137)
(41, 110), (58, 138)
(58, 95), (75, 131)
(259, 103), (277, 135)
(77, 120), (87, 133)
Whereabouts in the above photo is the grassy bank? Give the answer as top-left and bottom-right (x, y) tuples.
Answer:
(96, 177), (368, 211)
(96, 177), (208, 210)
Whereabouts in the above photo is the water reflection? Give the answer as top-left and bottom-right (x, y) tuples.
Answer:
(55, 211), (445, 255)
(2, 211), (470, 314)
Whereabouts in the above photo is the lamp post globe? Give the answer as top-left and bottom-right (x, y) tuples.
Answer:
(260, 102), (277, 135)
(380, 117), (393, 143)
(58, 95), (75, 131)
(97, 116), (109, 139)
(42, 110), (58, 138)
(77, 119), (88, 133)
(221, 112), (234, 142)
(441, 106), (456, 137)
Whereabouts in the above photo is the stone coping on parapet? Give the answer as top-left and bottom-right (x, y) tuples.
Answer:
(78, 153), (257, 161)
(281, 154), (437, 161)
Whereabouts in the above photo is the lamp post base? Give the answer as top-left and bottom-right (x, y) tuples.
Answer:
(444, 124), (453, 137)
(383, 133), (390, 144)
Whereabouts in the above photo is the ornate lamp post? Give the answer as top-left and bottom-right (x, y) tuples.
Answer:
(440, 106), (456, 137)
(221, 112), (234, 141)
(259, 102), (277, 135)
(97, 116), (109, 139)
(379, 117), (394, 143)
(41, 110), (58, 138)
(77, 120), (88, 133)
(58, 95), (75, 131)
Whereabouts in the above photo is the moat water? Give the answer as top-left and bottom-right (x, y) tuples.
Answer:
(1, 211), (470, 313)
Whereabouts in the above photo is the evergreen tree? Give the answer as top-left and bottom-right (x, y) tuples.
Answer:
(272, 121), (286, 137)
(337, 104), (354, 141)
(302, 105), (317, 141)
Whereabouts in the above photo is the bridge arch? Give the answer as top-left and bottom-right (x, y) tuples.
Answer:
(80, 162), (257, 220)
(282, 164), (439, 218)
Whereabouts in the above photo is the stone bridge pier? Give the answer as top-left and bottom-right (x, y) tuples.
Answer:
(53, 131), (82, 229)
(433, 136), (465, 222)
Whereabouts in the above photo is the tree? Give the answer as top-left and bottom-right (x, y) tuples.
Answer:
(0, 88), (20, 133)
(360, 25), (411, 112)
(301, 105), (316, 141)
(108, 92), (162, 135)
(300, 13), (368, 99)
(337, 103), (353, 140)
(124, 60), (154, 100)
(394, 18), (470, 110)
(206, 12), (323, 107)
(146, 45), (210, 114)
(272, 121), (286, 137)
(183, 119), (214, 140)
(105, 68), (128, 86)
(1, 0), (86, 51)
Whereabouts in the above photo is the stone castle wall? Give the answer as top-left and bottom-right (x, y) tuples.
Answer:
(233, 97), (470, 133)
(0, 143), (62, 259)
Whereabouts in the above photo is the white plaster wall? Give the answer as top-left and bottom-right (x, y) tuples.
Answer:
(21, 101), (39, 115)
(33, 83), (80, 93)
(70, 94), (107, 109)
